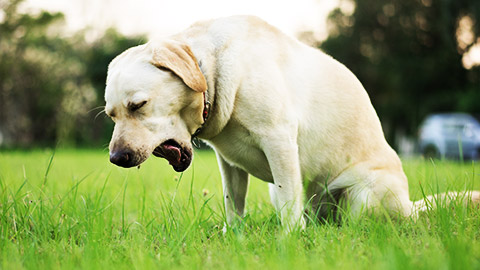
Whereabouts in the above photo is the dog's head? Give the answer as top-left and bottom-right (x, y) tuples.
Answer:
(105, 40), (207, 172)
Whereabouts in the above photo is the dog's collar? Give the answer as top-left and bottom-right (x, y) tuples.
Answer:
(192, 91), (211, 138)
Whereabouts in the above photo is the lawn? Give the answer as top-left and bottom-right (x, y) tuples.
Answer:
(1, 149), (480, 269)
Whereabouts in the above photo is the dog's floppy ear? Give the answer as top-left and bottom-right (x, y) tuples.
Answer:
(151, 41), (207, 93)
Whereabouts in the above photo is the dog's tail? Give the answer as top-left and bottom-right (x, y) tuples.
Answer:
(411, 190), (480, 215)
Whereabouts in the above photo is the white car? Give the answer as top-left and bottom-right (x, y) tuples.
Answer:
(418, 113), (480, 160)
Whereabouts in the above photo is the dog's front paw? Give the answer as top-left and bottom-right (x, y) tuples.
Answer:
(284, 216), (306, 234)
(222, 222), (228, 234)
(222, 217), (246, 235)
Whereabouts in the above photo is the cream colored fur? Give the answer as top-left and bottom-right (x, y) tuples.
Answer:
(105, 16), (478, 231)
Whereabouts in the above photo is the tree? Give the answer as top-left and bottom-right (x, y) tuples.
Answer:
(321, 0), (480, 146)
(0, 0), (94, 146)
(0, 0), (145, 147)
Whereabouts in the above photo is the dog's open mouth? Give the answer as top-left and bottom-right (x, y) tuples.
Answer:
(153, 139), (192, 172)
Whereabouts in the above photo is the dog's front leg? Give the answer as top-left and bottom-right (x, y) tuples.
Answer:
(263, 138), (305, 232)
(216, 152), (249, 230)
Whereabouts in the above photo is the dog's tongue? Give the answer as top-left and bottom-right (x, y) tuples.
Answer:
(160, 142), (182, 166)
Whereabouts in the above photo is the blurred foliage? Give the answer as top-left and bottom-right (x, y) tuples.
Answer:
(321, 0), (480, 145)
(2, 0), (479, 149)
(0, 0), (145, 147)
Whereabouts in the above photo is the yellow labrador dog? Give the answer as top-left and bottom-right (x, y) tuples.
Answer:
(105, 16), (478, 230)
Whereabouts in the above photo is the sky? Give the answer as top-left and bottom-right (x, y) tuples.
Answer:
(25, 0), (339, 40)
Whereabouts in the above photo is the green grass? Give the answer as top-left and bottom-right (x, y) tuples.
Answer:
(1, 149), (480, 269)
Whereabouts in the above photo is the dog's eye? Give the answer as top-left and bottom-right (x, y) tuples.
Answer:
(128, 101), (147, 112)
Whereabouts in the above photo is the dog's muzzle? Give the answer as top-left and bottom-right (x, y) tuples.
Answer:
(153, 139), (192, 172)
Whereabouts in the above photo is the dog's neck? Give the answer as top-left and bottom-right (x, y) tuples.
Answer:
(192, 91), (211, 138)
(188, 45), (233, 141)
(190, 56), (221, 140)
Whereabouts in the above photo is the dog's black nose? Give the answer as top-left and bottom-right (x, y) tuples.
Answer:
(110, 150), (133, 167)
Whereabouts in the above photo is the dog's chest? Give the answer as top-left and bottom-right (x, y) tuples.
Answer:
(208, 121), (274, 182)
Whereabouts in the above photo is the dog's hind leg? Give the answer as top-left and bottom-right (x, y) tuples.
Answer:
(326, 164), (413, 219)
